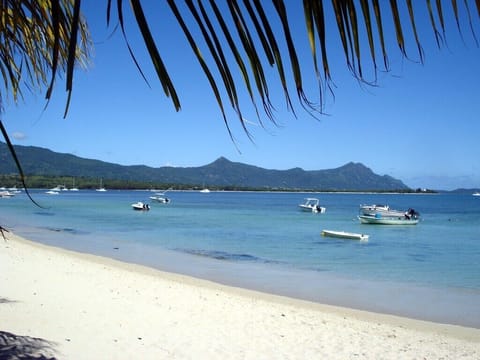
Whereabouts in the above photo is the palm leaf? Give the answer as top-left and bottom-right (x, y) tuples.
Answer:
(209, 0), (261, 122)
(406, 0), (425, 63)
(251, 0), (294, 115)
(113, 0), (151, 87)
(167, 0), (236, 141)
(130, 0), (181, 110)
(426, 0), (443, 47)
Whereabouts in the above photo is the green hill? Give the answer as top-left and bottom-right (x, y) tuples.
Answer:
(0, 142), (409, 191)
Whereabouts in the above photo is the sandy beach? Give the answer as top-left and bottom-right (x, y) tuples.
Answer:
(1, 231), (479, 359)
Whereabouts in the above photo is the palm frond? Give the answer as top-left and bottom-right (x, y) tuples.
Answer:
(0, 0), (91, 204)
(130, 0), (181, 110)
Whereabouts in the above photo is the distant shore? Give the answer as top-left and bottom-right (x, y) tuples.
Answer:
(1, 231), (479, 359)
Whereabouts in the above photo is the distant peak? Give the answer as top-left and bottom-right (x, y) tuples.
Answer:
(339, 162), (367, 169)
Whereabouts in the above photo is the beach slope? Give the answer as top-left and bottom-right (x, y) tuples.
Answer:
(1, 232), (479, 359)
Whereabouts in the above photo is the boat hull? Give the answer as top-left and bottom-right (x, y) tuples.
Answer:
(149, 196), (170, 203)
(321, 230), (369, 241)
(299, 205), (326, 213)
(358, 215), (419, 225)
(132, 202), (150, 211)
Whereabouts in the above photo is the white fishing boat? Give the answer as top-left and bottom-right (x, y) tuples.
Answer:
(298, 198), (326, 213)
(321, 229), (369, 241)
(359, 204), (406, 217)
(358, 214), (419, 225)
(132, 202), (150, 211)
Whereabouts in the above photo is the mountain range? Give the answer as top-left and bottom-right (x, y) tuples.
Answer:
(0, 142), (409, 191)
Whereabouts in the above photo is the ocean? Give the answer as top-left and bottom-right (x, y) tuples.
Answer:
(1, 190), (479, 327)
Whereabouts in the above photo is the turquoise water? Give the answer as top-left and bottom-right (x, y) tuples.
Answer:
(1, 190), (480, 327)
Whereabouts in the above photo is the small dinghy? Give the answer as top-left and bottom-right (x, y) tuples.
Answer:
(321, 229), (369, 241)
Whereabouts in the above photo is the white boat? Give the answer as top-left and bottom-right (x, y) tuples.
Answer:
(359, 204), (406, 217)
(0, 190), (15, 198)
(8, 186), (21, 193)
(45, 190), (59, 195)
(473, 192), (480, 197)
(358, 214), (419, 225)
(149, 193), (170, 203)
(299, 198), (326, 213)
(321, 229), (369, 241)
(96, 179), (107, 192)
(132, 202), (150, 211)
(200, 188), (210, 193)
(70, 178), (79, 191)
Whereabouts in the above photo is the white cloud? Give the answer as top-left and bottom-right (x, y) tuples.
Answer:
(12, 132), (27, 140)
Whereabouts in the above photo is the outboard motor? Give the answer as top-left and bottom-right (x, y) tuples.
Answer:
(406, 208), (419, 219)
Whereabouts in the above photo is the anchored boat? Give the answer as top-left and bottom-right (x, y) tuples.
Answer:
(299, 198), (326, 213)
(321, 229), (369, 241)
(358, 214), (419, 225)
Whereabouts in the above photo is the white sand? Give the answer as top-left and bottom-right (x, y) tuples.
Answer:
(1, 231), (479, 359)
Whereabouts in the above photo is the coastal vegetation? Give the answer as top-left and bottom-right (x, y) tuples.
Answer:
(0, 174), (434, 193)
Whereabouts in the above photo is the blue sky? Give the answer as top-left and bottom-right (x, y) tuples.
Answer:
(3, 2), (480, 190)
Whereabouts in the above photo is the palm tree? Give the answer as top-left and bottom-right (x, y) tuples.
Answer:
(0, 0), (90, 205)
(0, 1), (479, 195)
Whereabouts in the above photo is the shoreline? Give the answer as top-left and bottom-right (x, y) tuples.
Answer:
(1, 231), (479, 359)
(15, 222), (480, 329)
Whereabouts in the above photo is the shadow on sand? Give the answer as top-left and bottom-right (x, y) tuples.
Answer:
(0, 330), (57, 360)
(0, 298), (57, 359)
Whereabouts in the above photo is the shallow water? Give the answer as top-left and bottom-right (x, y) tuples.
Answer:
(2, 190), (479, 327)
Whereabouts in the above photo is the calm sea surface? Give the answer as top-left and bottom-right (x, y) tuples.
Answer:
(2, 190), (479, 327)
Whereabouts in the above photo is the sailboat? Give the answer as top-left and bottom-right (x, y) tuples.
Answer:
(70, 178), (79, 191)
(96, 178), (107, 192)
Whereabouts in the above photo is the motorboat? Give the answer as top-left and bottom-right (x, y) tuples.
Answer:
(358, 215), (419, 225)
(132, 202), (150, 211)
(358, 208), (420, 225)
(359, 204), (406, 217)
(321, 229), (369, 241)
(299, 198), (326, 213)
(473, 192), (480, 197)
(149, 193), (170, 203)
(200, 188), (210, 193)
(45, 190), (60, 195)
